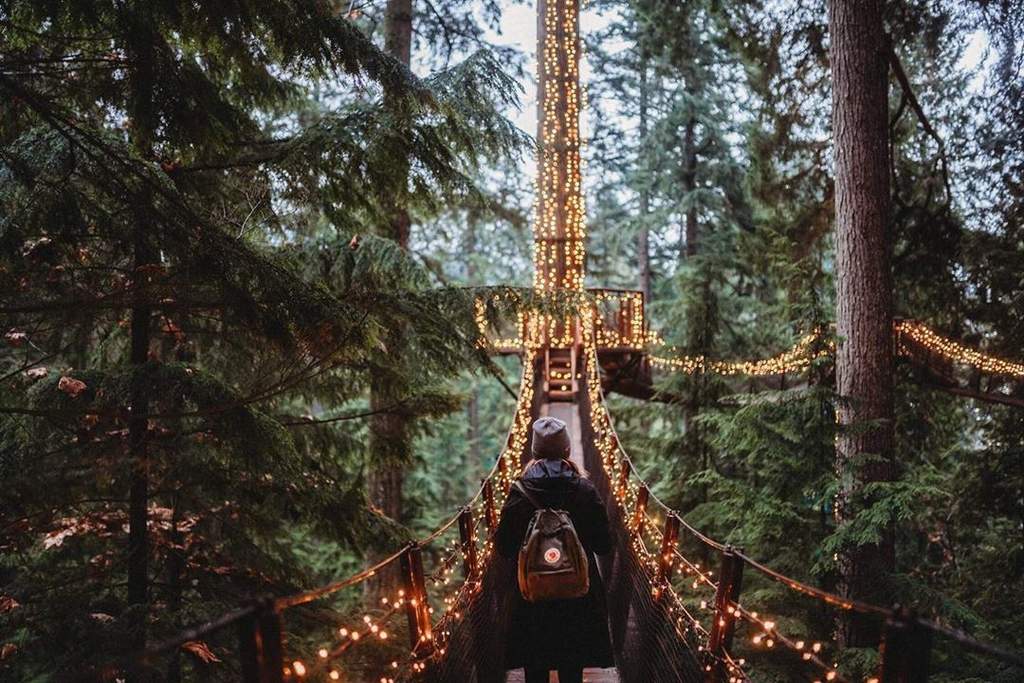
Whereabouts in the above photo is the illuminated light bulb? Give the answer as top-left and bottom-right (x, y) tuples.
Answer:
(350, 631), (360, 641)
(339, 628), (348, 637)
(812, 642), (821, 652)
(318, 648), (328, 658)
(293, 661), (307, 677)
(329, 672), (340, 681)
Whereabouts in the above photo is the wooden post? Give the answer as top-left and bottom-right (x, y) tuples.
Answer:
(238, 610), (261, 683)
(482, 479), (498, 533)
(233, 599), (285, 683)
(655, 513), (680, 588)
(705, 546), (745, 683)
(401, 544), (435, 657)
(879, 607), (931, 683)
(632, 484), (649, 537)
(237, 601), (285, 683)
(618, 459), (632, 500)
(458, 507), (478, 580)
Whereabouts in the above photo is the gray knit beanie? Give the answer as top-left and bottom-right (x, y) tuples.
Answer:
(531, 416), (571, 459)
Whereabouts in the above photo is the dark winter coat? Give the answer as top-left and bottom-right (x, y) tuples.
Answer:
(496, 459), (614, 670)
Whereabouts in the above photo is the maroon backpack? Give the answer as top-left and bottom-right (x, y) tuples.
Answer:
(513, 481), (589, 602)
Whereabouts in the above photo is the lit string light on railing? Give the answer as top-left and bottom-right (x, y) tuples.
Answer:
(534, 0), (586, 292)
(274, 347), (541, 683)
(577, 312), (750, 681)
(895, 319), (1024, 378)
(474, 290), (652, 352)
(580, 315), (898, 682)
(649, 331), (826, 376)
(651, 321), (1024, 380)
(732, 604), (848, 683)
(385, 350), (538, 682)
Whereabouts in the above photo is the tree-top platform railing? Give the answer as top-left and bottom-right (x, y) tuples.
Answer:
(475, 288), (650, 354)
(648, 318), (1023, 408)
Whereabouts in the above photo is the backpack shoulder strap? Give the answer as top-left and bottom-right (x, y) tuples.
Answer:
(513, 480), (546, 510)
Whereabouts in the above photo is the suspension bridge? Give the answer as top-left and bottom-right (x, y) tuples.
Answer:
(93, 0), (1024, 681)
(97, 307), (1024, 683)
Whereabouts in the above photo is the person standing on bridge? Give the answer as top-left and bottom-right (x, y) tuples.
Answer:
(497, 416), (614, 683)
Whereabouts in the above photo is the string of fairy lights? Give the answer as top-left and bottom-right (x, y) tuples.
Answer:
(650, 322), (1024, 380)
(274, 350), (538, 683)
(894, 319), (1024, 378)
(534, 0), (586, 293)
(580, 319), (915, 683)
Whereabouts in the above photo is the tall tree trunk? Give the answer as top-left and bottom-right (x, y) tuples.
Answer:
(464, 212), (482, 496)
(637, 51), (652, 303)
(829, 0), (895, 647)
(366, 0), (415, 601)
(681, 116), (698, 260)
(127, 223), (152, 615)
(125, 5), (156, 657)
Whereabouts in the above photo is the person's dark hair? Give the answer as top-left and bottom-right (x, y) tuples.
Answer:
(520, 457), (589, 478)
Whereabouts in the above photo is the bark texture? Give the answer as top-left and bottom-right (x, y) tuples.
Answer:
(828, 0), (896, 647)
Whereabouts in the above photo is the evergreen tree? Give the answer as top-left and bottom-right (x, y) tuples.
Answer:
(0, 1), (526, 678)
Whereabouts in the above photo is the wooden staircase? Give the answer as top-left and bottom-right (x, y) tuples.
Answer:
(544, 347), (577, 402)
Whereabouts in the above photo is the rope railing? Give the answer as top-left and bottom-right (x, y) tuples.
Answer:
(578, 322), (1024, 682)
(649, 319), (1024, 382)
(84, 317), (1022, 683)
(89, 351), (538, 683)
(581, 325), (1019, 679)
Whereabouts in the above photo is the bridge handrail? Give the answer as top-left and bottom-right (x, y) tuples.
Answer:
(734, 551), (890, 616)
(97, 350), (538, 680)
(583, 330), (1024, 674)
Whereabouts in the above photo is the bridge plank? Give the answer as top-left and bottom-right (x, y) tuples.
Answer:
(505, 668), (620, 682)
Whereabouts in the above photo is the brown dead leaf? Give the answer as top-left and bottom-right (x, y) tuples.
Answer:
(0, 596), (19, 613)
(1, 643), (17, 660)
(58, 376), (87, 398)
(4, 330), (27, 347)
(182, 640), (221, 664)
(25, 367), (47, 380)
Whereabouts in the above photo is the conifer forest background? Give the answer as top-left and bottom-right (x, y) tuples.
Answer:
(1, 0), (1022, 681)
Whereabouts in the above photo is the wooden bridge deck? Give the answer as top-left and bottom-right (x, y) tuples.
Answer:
(505, 668), (620, 682)
(511, 399), (620, 683)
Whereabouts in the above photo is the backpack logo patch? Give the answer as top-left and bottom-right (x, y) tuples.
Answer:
(543, 547), (561, 565)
